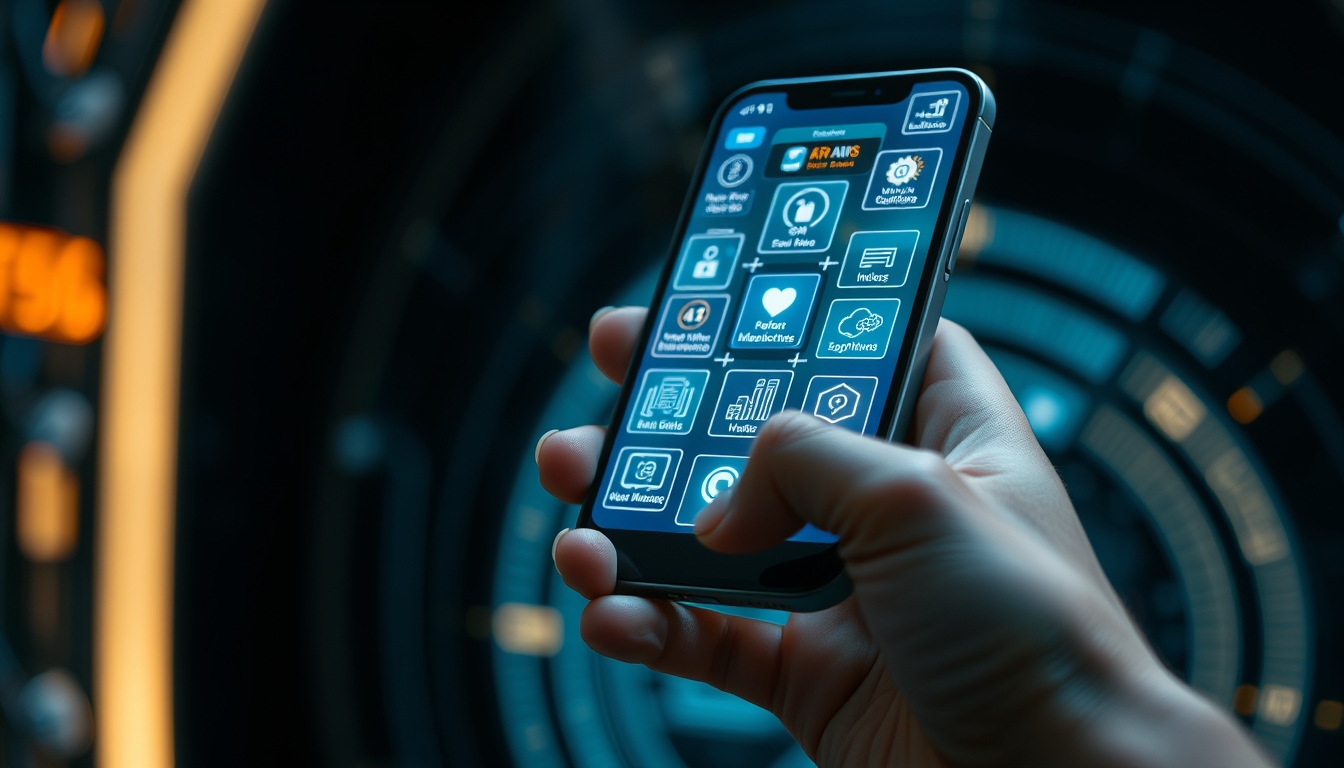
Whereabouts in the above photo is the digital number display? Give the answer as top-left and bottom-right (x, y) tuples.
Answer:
(0, 223), (107, 344)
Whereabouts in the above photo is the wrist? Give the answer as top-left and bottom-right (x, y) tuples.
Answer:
(1057, 666), (1273, 768)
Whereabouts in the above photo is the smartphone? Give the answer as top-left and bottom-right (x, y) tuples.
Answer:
(575, 69), (994, 611)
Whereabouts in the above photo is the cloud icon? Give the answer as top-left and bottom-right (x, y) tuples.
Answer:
(837, 307), (884, 338)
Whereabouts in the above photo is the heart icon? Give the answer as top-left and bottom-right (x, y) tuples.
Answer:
(761, 287), (797, 317)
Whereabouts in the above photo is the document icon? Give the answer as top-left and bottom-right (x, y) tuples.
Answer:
(859, 247), (898, 269)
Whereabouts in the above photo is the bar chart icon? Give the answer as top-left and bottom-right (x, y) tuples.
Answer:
(709, 369), (794, 438)
(724, 377), (781, 422)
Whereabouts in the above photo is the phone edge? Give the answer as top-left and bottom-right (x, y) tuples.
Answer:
(593, 69), (996, 613)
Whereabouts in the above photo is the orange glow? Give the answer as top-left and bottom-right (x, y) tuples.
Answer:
(17, 442), (80, 563)
(1227, 386), (1263, 425)
(100, 1), (267, 767)
(42, 0), (106, 78)
(1317, 700), (1344, 731)
(0, 223), (107, 344)
(1234, 684), (1258, 716)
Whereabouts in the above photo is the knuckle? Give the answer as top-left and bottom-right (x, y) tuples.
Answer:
(754, 410), (822, 455)
(863, 448), (953, 511)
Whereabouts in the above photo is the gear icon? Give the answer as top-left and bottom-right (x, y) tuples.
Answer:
(885, 155), (923, 186)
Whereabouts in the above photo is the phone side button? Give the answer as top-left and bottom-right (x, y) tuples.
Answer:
(944, 198), (972, 281)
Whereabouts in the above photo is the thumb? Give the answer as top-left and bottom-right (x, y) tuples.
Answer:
(694, 410), (974, 559)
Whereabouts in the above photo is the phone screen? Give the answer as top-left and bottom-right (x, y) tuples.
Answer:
(592, 79), (974, 543)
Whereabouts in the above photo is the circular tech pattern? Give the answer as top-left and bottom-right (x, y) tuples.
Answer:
(489, 204), (1330, 767)
(303, 3), (1343, 766)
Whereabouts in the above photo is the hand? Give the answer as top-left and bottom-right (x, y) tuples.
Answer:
(537, 307), (1271, 768)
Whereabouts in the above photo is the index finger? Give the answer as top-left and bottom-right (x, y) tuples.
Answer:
(590, 306), (647, 384)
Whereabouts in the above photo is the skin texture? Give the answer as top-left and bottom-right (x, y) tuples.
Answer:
(537, 307), (1273, 768)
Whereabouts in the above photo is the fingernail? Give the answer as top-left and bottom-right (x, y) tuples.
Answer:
(552, 528), (571, 570)
(534, 428), (559, 464)
(589, 306), (617, 332)
(693, 493), (732, 538)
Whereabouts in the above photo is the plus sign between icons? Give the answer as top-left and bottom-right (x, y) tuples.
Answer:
(713, 352), (735, 367)
(818, 256), (839, 271)
(787, 353), (808, 368)
(741, 257), (764, 273)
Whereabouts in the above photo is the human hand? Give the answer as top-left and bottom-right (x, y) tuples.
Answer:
(537, 307), (1271, 768)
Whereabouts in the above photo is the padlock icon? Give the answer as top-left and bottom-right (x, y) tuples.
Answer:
(692, 244), (720, 279)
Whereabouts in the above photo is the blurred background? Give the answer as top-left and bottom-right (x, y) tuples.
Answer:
(0, 0), (1342, 766)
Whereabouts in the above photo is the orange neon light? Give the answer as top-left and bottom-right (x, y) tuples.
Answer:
(0, 223), (106, 344)
(42, 0), (106, 78)
(99, 1), (267, 766)
(17, 441), (80, 563)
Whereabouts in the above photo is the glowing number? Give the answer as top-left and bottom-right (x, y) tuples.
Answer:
(0, 223), (107, 344)
(12, 229), (61, 334)
(55, 237), (106, 342)
(680, 305), (706, 325)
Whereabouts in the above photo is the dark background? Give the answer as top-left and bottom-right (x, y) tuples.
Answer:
(176, 0), (1344, 764)
(4, 0), (1343, 766)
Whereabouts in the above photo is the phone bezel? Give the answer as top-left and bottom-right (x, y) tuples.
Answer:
(575, 69), (991, 609)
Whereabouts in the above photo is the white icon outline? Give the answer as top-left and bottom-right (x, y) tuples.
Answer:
(626, 369), (711, 434)
(837, 230), (919, 289)
(815, 298), (902, 359)
(650, 294), (730, 359)
(717, 154), (754, 187)
(757, 180), (850, 254)
(730, 273), (822, 351)
(603, 447), (684, 512)
(674, 454), (750, 526)
(674, 232), (745, 290)
(708, 369), (795, 438)
(901, 90), (961, 135)
(803, 375), (879, 432)
(861, 149), (943, 211)
(781, 186), (831, 228)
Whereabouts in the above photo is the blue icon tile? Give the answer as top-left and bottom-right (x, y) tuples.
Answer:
(602, 447), (683, 512)
(757, 181), (849, 254)
(651, 294), (730, 358)
(708, 369), (794, 438)
(902, 90), (961, 135)
(779, 145), (808, 173)
(815, 298), (902, 359)
(674, 231), (744, 291)
(730, 273), (821, 350)
(862, 149), (942, 211)
(627, 369), (710, 434)
(674, 454), (749, 526)
(725, 126), (766, 149)
(838, 230), (919, 289)
(801, 375), (880, 434)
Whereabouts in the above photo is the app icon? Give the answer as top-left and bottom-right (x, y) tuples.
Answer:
(862, 148), (942, 211)
(802, 375), (879, 433)
(708, 369), (794, 438)
(837, 230), (919, 289)
(674, 231), (744, 290)
(815, 298), (901, 359)
(902, 90), (961, 135)
(603, 447), (683, 511)
(730, 273), (821, 350)
(717, 154), (754, 187)
(674, 454), (749, 525)
(627, 369), (710, 434)
(758, 180), (849, 254)
(651, 294), (729, 358)
(725, 127), (766, 149)
(885, 154), (923, 186)
(779, 145), (807, 173)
